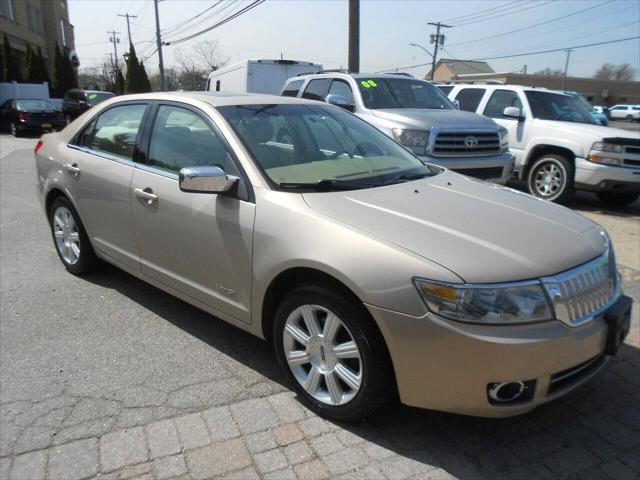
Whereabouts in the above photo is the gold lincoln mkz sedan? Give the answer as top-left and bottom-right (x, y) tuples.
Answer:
(35, 92), (632, 421)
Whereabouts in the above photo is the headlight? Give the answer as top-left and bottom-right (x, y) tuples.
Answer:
(391, 128), (429, 149)
(498, 126), (509, 152)
(591, 142), (623, 153)
(414, 279), (553, 324)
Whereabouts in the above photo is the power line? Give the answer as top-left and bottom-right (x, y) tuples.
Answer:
(454, 1), (554, 27)
(162, 1), (246, 42)
(376, 35), (640, 73)
(162, 1), (224, 35)
(441, 0), (522, 23)
(447, 0), (613, 47)
(163, 0), (266, 47)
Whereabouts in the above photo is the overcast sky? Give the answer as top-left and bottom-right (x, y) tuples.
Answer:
(70, 0), (640, 79)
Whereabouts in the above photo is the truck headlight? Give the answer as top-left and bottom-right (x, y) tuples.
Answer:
(414, 279), (553, 324)
(498, 126), (509, 152)
(391, 128), (429, 150)
(591, 142), (623, 153)
(588, 142), (624, 166)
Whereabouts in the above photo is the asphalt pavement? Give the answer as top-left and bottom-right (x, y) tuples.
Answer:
(1, 133), (639, 480)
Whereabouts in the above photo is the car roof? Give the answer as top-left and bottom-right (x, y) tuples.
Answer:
(104, 91), (326, 107)
(290, 72), (427, 82)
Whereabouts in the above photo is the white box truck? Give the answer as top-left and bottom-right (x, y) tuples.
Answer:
(205, 59), (323, 95)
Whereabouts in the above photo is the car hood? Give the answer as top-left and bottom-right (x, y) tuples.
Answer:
(302, 170), (605, 283)
(535, 120), (639, 140)
(370, 108), (497, 130)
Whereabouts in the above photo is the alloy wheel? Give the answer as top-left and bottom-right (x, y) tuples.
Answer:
(53, 206), (81, 265)
(283, 304), (362, 406)
(532, 160), (565, 199)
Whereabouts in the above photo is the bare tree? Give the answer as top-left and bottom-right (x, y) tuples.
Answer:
(193, 40), (230, 71)
(594, 63), (636, 81)
(534, 67), (564, 76)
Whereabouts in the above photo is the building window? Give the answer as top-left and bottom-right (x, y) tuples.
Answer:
(7, 0), (16, 22)
(27, 3), (33, 30)
(60, 20), (67, 46)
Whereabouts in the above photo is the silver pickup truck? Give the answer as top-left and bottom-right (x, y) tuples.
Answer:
(281, 72), (514, 184)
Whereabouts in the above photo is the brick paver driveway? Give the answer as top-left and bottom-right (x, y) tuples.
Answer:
(1, 134), (638, 479)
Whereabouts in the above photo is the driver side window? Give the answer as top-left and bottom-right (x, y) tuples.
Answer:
(483, 90), (523, 119)
(328, 80), (354, 103)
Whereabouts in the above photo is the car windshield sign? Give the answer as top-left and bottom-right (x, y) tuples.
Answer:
(357, 77), (455, 110)
(87, 92), (115, 105)
(217, 103), (434, 190)
(526, 91), (597, 125)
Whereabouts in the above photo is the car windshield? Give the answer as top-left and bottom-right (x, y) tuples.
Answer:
(356, 77), (455, 110)
(86, 92), (115, 105)
(15, 99), (57, 111)
(217, 103), (434, 190)
(526, 91), (596, 125)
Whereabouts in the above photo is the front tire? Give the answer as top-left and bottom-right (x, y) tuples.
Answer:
(49, 197), (99, 275)
(596, 191), (640, 207)
(273, 284), (394, 422)
(527, 154), (574, 203)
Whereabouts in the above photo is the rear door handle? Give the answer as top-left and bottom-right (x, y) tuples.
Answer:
(134, 187), (158, 204)
(63, 163), (80, 175)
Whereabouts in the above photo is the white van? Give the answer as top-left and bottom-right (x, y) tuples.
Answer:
(206, 59), (322, 95)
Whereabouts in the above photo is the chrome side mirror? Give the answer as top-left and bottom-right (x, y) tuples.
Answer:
(454, 99), (460, 110)
(325, 94), (356, 112)
(179, 166), (238, 194)
(503, 106), (523, 120)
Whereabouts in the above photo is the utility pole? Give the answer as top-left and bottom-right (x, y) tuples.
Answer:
(348, 0), (359, 73)
(561, 48), (572, 90)
(153, 0), (166, 91)
(427, 22), (451, 80)
(107, 30), (121, 72)
(118, 13), (137, 45)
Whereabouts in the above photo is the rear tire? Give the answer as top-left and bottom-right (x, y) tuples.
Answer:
(527, 154), (574, 203)
(273, 284), (394, 422)
(626, 114), (633, 122)
(596, 192), (639, 207)
(10, 122), (21, 137)
(49, 196), (99, 275)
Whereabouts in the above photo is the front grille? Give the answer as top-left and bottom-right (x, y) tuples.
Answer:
(625, 146), (640, 155)
(548, 355), (605, 395)
(451, 167), (503, 179)
(623, 159), (640, 167)
(623, 145), (640, 167)
(542, 254), (618, 327)
(432, 131), (500, 157)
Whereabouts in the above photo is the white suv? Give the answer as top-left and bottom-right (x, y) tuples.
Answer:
(439, 84), (640, 205)
(608, 105), (640, 122)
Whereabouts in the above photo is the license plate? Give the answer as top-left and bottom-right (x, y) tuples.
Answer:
(42, 123), (52, 129)
(603, 295), (632, 355)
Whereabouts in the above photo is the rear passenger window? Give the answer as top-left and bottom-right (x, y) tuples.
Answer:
(302, 79), (330, 101)
(282, 80), (304, 97)
(483, 90), (523, 119)
(80, 104), (147, 159)
(455, 88), (485, 112)
(148, 105), (231, 174)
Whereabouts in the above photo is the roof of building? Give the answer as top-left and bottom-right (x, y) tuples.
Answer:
(429, 59), (495, 77)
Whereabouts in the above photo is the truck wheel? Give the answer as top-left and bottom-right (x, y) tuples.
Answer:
(527, 154), (574, 203)
(626, 114), (634, 122)
(596, 192), (639, 207)
(273, 284), (394, 422)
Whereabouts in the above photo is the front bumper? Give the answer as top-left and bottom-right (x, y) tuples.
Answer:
(366, 294), (630, 417)
(574, 157), (640, 193)
(419, 151), (514, 185)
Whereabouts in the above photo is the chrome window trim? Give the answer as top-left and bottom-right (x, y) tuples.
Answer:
(66, 144), (136, 168)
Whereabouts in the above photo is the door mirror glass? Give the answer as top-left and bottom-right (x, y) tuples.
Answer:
(453, 99), (460, 110)
(503, 106), (522, 119)
(325, 94), (355, 112)
(179, 166), (238, 194)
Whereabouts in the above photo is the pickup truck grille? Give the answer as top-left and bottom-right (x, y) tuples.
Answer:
(432, 131), (500, 157)
(542, 253), (618, 327)
(623, 145), (640, 167)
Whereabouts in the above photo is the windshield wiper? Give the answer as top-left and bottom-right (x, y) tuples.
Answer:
(278, 179), (375, 192)
(379, 171), (432, 186)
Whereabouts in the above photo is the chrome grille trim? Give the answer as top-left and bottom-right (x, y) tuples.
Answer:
(432, 131), (500, 157)
(541, 254), (620, 327)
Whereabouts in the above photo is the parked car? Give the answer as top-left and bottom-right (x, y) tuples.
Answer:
(62, 89), (115, 122)
(0, 98), (65, 136)
(206, 59), (323, 95)
(564, 91), (608, 126)
(281, 73), (514, 184)
(607, 104), (640, 122)
(35, 92), (632, 421)
(440, 84), (640, 205)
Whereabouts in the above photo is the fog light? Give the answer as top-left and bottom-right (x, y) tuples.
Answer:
(487, 380), (536, 405)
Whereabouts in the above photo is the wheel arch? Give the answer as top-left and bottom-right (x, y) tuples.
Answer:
(523, 144), (576, 178)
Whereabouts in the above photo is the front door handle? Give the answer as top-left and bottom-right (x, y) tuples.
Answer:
(134, 187), (158, 204)
(63, 163), (80, 176)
